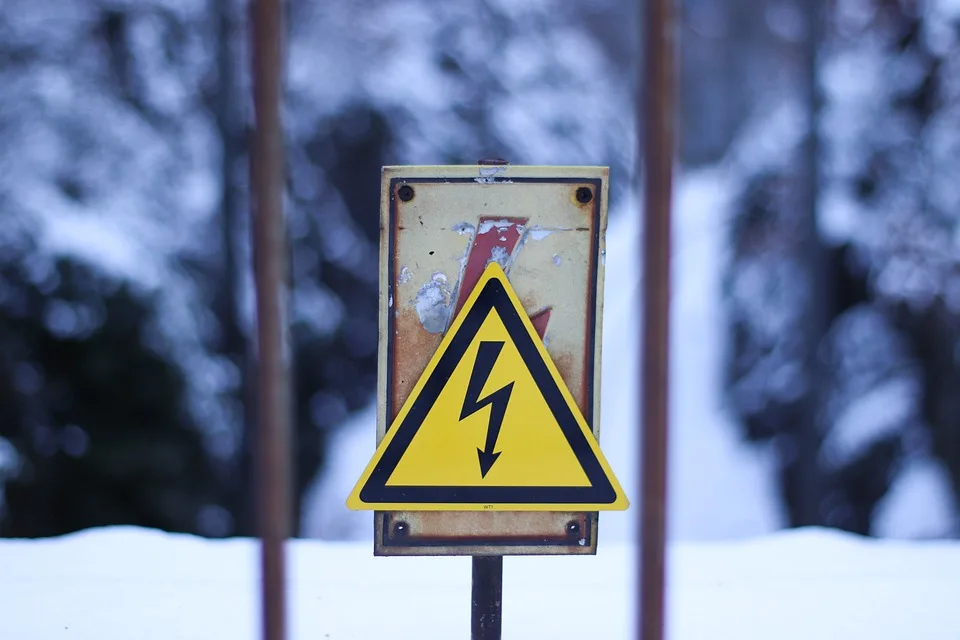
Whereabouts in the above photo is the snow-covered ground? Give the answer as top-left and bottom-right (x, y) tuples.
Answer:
(3, 525), (959, 639)
(302, 168), (785, 542)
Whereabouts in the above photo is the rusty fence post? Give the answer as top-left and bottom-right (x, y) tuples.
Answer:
(250, 0), (290, 639)
(637, 0), (675, 639)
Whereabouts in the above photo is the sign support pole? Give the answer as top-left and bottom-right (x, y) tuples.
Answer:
(637, 0), (675, 638)
(250, 0), (290, 639)
(471, 556), (503, 640)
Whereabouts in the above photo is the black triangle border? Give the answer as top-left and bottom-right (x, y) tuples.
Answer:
(359, 274), (617, 505)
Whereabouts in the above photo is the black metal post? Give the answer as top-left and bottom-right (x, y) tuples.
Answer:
(471, 556), (503, 640)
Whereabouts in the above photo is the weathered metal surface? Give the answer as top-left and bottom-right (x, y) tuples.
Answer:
(375, 164), (608, 556)
(250, 0), (289, 637)
(638, 0), (676, 637)
(382, 511), (591, 550)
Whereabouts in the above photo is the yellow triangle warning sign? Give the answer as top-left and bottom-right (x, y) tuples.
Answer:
(346, 262), (629, 511)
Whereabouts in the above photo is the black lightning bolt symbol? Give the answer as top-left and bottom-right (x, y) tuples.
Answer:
(460, 341), (515, 478)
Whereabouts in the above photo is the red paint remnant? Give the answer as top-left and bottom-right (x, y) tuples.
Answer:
(529, 307), (552, 339)
(454, 216), (552, 340)
(453, 216), (527, 316)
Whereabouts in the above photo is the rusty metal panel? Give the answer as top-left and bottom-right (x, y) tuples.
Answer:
(374, 164), (608, 556)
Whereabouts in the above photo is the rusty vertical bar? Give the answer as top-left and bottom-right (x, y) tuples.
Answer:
(250, 0), (289, 639)
(471, 556), (503, 640)
(637, 0), (675, 638)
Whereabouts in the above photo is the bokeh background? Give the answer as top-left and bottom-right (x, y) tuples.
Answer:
(1, 0), (958, 543)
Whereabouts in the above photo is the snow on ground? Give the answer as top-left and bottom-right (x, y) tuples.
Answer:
(3, 525), (959, 639)
(302, 167), (783, 542)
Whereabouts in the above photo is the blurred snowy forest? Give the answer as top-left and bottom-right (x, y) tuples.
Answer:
(0, 0), (958, 541)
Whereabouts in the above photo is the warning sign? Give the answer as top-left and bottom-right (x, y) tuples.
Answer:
(347, 262), (628, 511)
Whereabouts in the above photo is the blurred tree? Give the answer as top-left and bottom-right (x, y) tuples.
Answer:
(834, 0), (960, 527)
(0, 231), (216, 536)
(208, 0), (258, 536)
(0, 0), (637, 539)
(0, 0), (394, 538)
(723, 0), (960, 535)
(0, 0), (232, 537)
(567, 0), (802, 167)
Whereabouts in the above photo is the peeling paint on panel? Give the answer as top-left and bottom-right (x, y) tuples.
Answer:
(553, 254), (562, 266)
(475, 165), (513, 184)
(398, 265), (412, 284)
(527, 225), (574, 241)
(478, 218), (520, 234)
(413, 272), (453, 334)
(530, 228), (556, 241)
(451, 222), (476, 236)
(488, 245), (509, 269)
